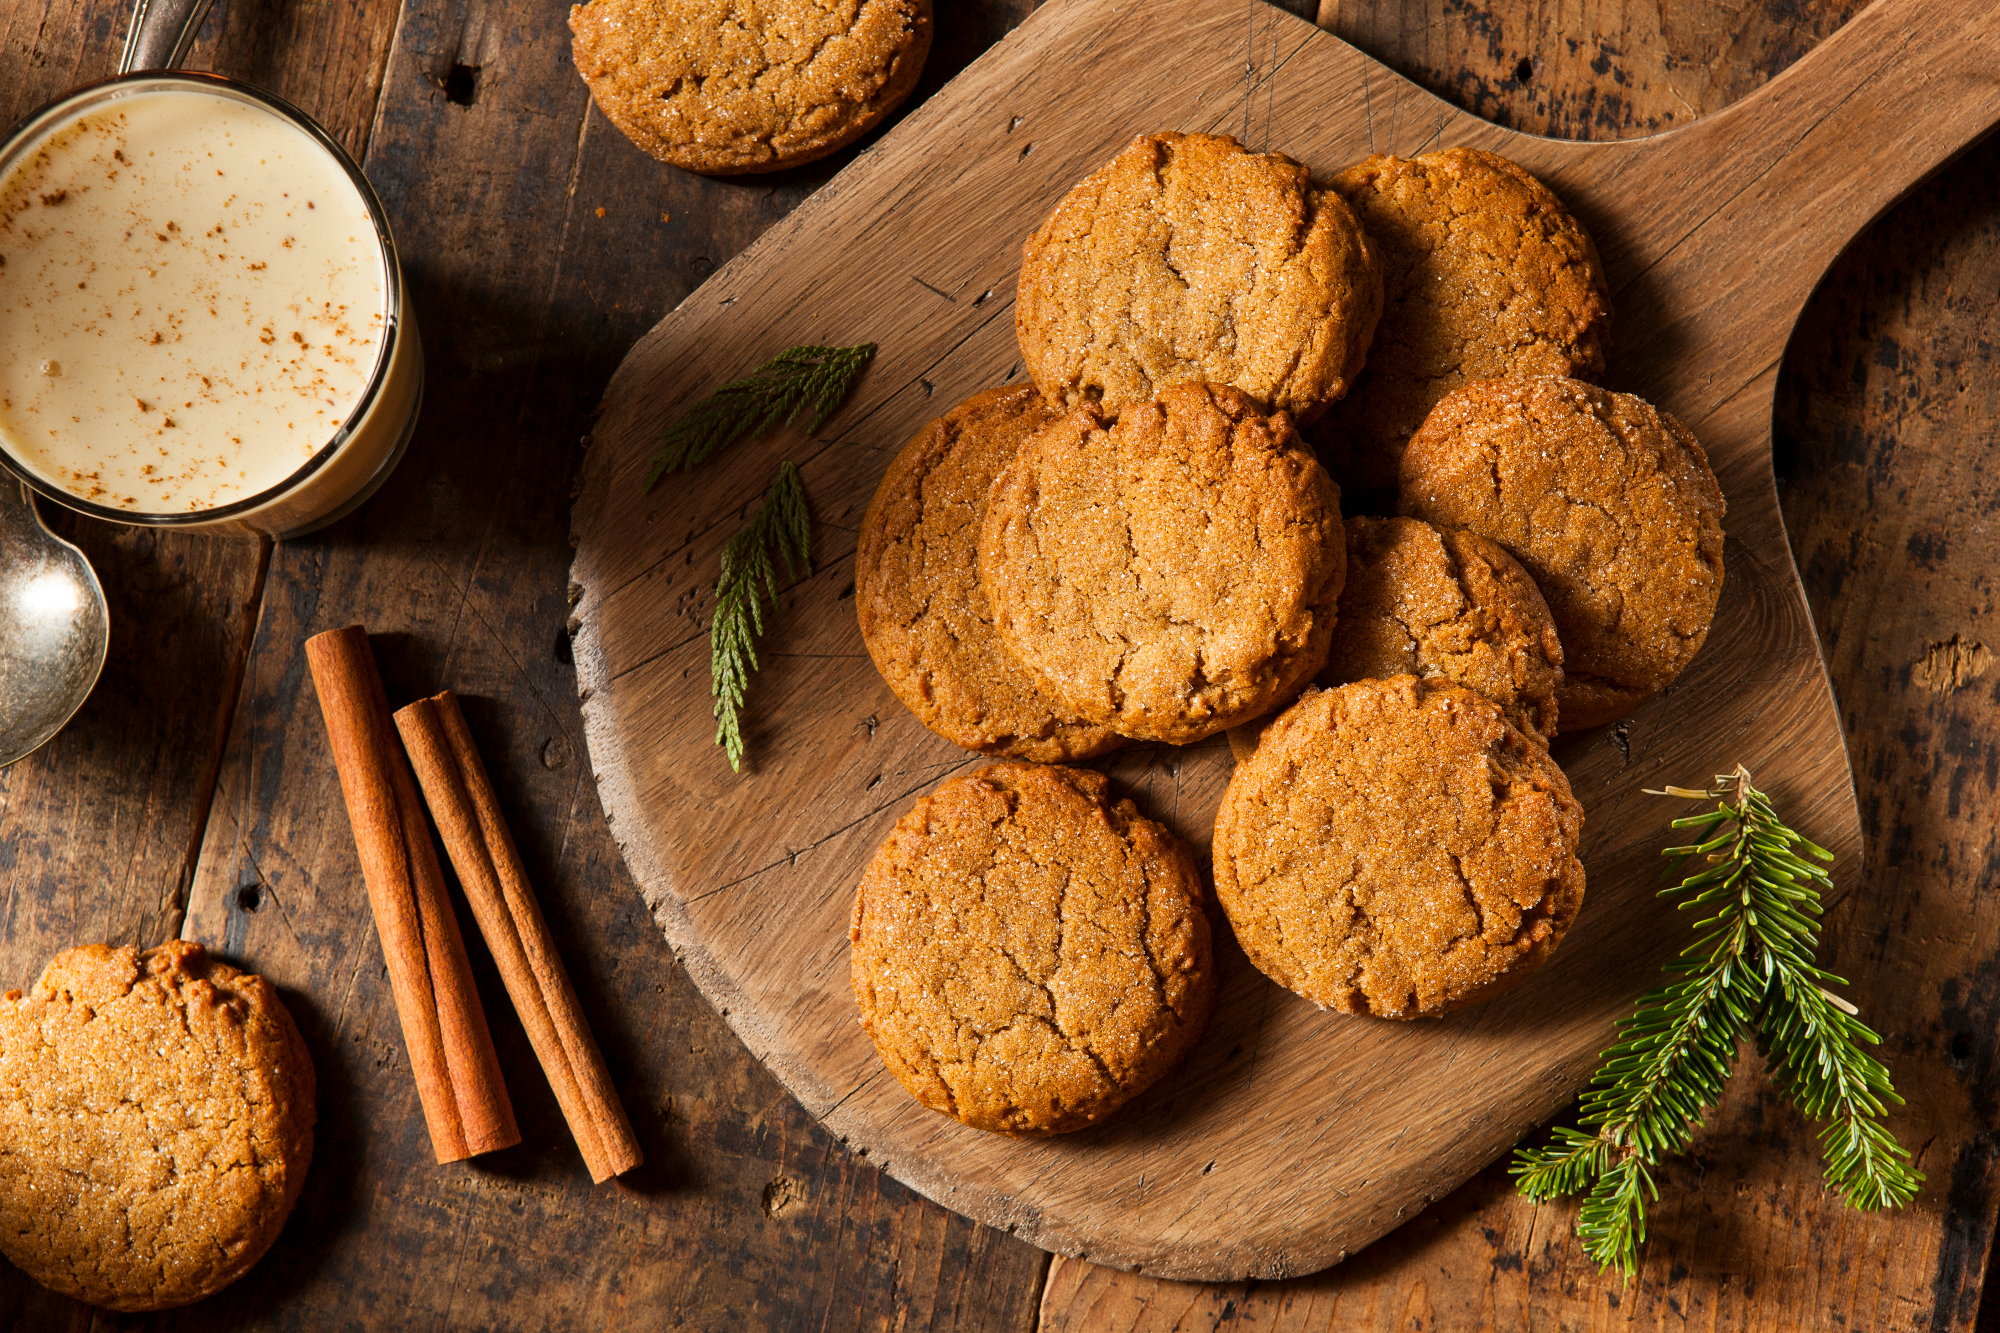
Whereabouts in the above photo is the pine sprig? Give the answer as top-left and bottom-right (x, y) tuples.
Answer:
(1759, 965), (1918, 1209)
(645, 343), (875, 490)
(1575, 1154), (1655, 1272)
(1511, 765), (1921, 1278)
(709, 461), (812, 771)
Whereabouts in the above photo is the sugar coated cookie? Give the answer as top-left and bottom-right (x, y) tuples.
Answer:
(851, 763), (1214, 1134)
(0, 941), (315, 1310)
(856, 384), (1122, 762)
(1398, 375), (1725, 729)
(569, 0), (932, 175)
(1316, 148), (1611, 491)
(980, 382), (1346, 744)
(1321, 515), (1564, 738)
(1016, 131), (1381, 421)
(1215, 677), (1585, 1018)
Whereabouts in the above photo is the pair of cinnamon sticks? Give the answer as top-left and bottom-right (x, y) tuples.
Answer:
(306, 624), (641, 1181)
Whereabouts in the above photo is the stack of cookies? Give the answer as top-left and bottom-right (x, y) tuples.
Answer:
(850, 132), (1726, 1133)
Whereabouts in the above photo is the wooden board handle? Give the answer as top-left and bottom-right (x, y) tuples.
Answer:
(1595, 0), (2000, 403)
(1729, 0), (2000, 205)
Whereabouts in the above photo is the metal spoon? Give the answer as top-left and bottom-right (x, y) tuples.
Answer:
(120, 0), (214, 72)
(0, 483), (109, 767)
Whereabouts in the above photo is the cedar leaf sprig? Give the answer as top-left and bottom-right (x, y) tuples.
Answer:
(1511, 766), (1921, 1278)
(709, 461), (812, 771)
(645, 340), (868, 770)
(645, 343), (875, 489)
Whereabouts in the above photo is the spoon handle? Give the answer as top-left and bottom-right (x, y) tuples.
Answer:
(119, 0), (215, 73)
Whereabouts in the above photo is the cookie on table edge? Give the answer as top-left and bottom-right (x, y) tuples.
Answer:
(850, 762), (1214, 1135)
(980, 382), (1346, 745)
(1398, 374), (1725, 730)
(855, 384), (1122, 762)
(569, 0), (932, 175)
(1214, 677), (1585, 1018)
(1017, 131), (1381, 422)
(1313, 146), (1611, 492)
(0, 940), (316, 1311)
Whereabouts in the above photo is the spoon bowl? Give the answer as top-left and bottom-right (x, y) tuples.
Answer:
(0, 483), (108, 767)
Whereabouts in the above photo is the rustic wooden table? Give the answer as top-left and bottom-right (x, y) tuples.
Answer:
(0, 0), (1994, 1326)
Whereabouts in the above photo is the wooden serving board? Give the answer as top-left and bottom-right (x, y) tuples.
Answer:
(569, 0), (2000, 1282)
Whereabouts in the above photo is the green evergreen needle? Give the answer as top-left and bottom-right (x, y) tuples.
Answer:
(1510, 765), (1922, 1279)
(708, 461), (812, 772)
(644, 343), (875, 491)
(642, 346), (854, 770)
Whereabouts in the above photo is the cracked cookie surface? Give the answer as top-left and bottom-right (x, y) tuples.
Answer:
(1398, 375), (1725, 730)
(1320, 515), (1564, 738)
(980, 382), (1346, 744)
(1313, 147), (1611, 492)
(0, 941), (316, 1311)
(1016, 131), (1382, 421)
(568, 0), (931, 175)
(850, 763), (1215, 1135)
(856, 384), (1121, 762)
(1214, 677), (1585, 1018)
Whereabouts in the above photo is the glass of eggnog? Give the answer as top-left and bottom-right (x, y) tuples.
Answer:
(0, 73), (420, 538)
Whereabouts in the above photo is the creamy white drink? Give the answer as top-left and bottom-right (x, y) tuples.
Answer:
(0, 84), (393, 519)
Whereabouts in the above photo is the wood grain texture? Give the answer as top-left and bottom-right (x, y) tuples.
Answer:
(1318, 0), (1874, 141)
(0, 0), (1053, 1325)
(395, 690), (645, 1182)
(0, 0), (394, 1004)
(0, 0), (405, 1321)
(1773, 126), (2000, 1332)
(569, 0), (1999, 1281)
(0, 0), (311, 1010)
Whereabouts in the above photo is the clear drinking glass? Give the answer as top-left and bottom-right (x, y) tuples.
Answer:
(0, 72), (422, 538)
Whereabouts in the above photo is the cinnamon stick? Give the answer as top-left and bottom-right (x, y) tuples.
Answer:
(395, 691), (643, 1182)
(305, 626), (520, 1163)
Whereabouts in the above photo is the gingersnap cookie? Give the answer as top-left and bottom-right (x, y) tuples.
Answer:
(0, 941), (315, 1310)
(1320, 515), (1564, 738)
(856, 385), (1121, 762)
(569, 0), (932, 175)
(1398, 375), (1726, 730)
(980, 382), (1346, 744)
(850, 763), (1214, 1135)
(1315, 148), (1611, 491)
(1214, 677), (1585, 1018)
(1016, 131), (1382, 422)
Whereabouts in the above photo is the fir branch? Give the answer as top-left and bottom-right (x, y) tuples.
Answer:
(1756, 933), (1922, 1210)
(645, 343), (875, 490)
(1512, 1125), (1610, 1200)
(1575, 1154), (1655, 1275)
(709, 461), (812, 771)
(1511, 764), (1921, 1277)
